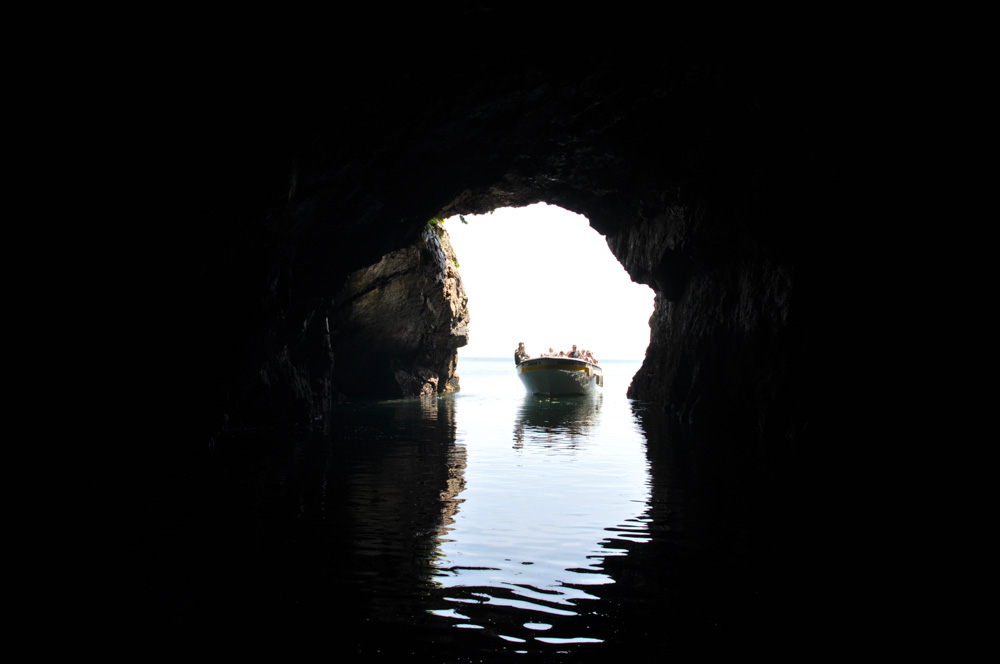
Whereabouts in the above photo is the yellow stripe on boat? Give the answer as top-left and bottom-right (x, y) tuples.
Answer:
(515, 358), (602, 395)
(520, 364), (591, 373)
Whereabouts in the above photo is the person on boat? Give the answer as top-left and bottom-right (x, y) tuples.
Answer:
(567, 345), (581, 358)
(514, 342), (530, 364)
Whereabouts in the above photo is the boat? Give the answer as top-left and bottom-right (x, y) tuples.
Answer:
(515, 356), (603, 396)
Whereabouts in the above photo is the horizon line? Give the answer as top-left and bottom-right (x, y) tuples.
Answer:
(459, 354), (645, 362)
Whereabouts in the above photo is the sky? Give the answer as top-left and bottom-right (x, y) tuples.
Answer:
(443, 203), (654, 361)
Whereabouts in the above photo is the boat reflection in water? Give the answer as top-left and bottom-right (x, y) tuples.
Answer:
(427, 385), (650, 654)
(513, 392), (603, 449)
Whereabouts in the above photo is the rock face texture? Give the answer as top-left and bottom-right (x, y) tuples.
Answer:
(331, 224), (469, 399)
(220, 222), (468, 426)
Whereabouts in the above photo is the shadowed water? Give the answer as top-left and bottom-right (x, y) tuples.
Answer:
(155, 358), (794, 658)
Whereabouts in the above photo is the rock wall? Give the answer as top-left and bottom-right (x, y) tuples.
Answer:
(330, 224), (469, 399)
(219, 222), (469, 427)
(607, 198), (803, 457)
(153, 27), (862, 483)
(136, 16), (892, 646)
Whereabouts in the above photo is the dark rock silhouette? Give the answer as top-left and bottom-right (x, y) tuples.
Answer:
(138, 16), (890, 652)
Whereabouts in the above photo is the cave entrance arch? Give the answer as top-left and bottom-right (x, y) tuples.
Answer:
(444, 203), (654, 363)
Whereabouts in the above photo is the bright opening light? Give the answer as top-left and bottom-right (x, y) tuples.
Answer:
(444, 203), (654, 361)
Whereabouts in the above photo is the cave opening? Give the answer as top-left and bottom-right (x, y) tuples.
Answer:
(443, 203), (654, 364)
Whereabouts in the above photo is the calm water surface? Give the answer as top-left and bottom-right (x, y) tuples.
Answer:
(189, 358), (775, 658)
(429, 359), (650, 648)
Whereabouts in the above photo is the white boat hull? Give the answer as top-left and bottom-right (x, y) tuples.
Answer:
(515, 357), (603, 396)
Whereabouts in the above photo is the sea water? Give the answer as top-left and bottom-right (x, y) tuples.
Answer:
(189, 357), (767, 658)
(427, 359), (650, 645)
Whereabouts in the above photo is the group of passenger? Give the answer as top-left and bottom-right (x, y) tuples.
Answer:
(514, 343), (598, 365)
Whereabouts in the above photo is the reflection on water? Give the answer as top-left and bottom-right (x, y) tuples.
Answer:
(164, 359), (783, 657)
(188, 395), (467, 650)
(513, 393), (603, 449)
(426, 383), (651, 654)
